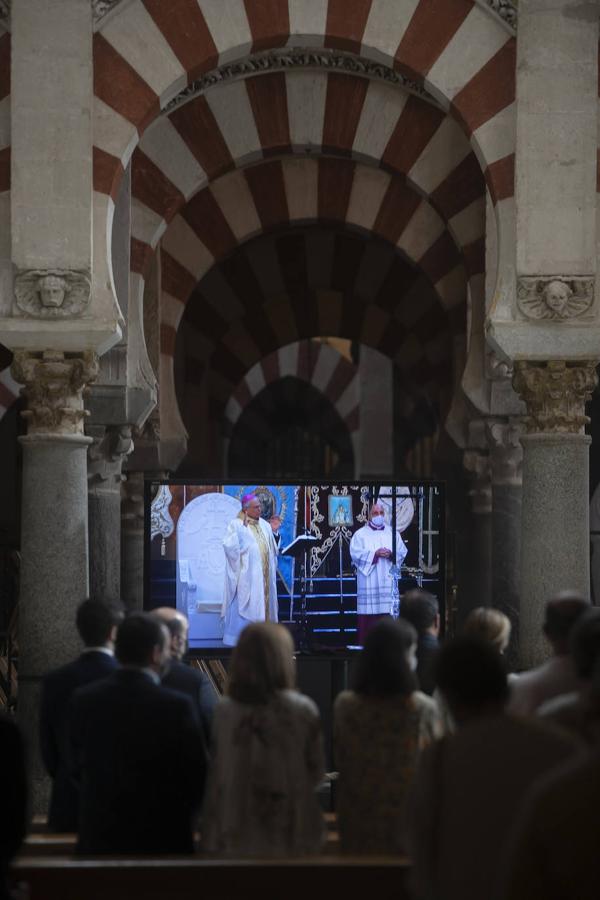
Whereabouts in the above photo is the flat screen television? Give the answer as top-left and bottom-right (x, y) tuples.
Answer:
(145, 481), (445, 654)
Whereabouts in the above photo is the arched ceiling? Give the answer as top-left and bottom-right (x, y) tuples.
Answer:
(90, 0), (516, 196)
(127, 69), (486, 271)
(155, 155), (475, 337)
(227, 375), (356, 481)
(224, 339), (360, 437)
(175, 223), (456, 434)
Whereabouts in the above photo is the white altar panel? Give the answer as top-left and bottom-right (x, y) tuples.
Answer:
(177, 492), (241, 641)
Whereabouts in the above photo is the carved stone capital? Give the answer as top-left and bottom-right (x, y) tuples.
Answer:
(513, 360), (598, 435)
(463, 449), (492, 515)
(87, 425), (134, 488)
(11, 350), (99, 436)
(14, 268), (91, 319)
(517, 276), (594, 321)
(486, 419), (524, 485)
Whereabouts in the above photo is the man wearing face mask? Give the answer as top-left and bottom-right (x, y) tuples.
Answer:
(350, 502), (408, 645)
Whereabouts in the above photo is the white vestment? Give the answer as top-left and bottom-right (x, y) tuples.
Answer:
(349, 523), (408, 615)
(222, 515), (279, 646)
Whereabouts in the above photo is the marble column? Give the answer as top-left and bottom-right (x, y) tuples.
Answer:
(121, 470), (145, 612)
(87, 424), (133, 603)
(486, 419), (523, 668)
(462, 449), (492, 613)
(11, 349), (98, 810)
(514, 360), (597, 668)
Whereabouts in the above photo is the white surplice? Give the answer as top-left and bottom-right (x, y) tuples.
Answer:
(222, 515), (279, 645)
(349, 523), (408, 615)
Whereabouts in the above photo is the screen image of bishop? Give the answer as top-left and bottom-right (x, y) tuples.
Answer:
(146, 482), (444, 652)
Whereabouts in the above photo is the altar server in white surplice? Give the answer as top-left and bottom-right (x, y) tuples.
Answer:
(350, 502), (408, 645)
(222, 493), (279, 647)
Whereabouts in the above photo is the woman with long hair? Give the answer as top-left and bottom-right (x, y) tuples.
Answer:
(202, 622), (325, 857)
(334, 617), (441, 855)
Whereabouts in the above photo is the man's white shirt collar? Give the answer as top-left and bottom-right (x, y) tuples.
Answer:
(81, 646), (114, 657)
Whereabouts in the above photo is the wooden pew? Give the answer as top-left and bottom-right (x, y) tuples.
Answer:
(11, 856), (412, 900)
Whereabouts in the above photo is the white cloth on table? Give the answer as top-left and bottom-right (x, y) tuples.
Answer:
(349, 523), (407, 615)
(222, 515), (278, 646)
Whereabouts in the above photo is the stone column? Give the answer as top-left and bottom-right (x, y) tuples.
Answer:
(87, 424), (133, 603)
(462, 449), (492, 613)
(486, 419), (523, 668)
(121, 470), (145, 611)
(514, 360), (597, 668)
(11, 349), (98, 810)
(359, 347), (393, 477)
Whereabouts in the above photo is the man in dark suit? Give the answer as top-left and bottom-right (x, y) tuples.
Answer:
(39, 599), (123, 831)
(152, 607), (218, 743)
(70, 613), (206, 855)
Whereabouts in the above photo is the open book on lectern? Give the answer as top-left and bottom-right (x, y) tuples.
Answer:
(280, 533), (318, 558)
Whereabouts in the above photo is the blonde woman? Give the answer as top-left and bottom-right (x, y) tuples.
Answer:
(463, 607), (511, 655)
(202, 623), (324, 857)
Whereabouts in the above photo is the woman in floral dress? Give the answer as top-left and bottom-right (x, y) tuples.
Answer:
(334, 617), (441, 854)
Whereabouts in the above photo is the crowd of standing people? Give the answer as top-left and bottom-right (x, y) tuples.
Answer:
(1, 588), (599, 900)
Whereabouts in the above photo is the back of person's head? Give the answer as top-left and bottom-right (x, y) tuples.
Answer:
(463, 607), (511, 654)
(151, 607), (188, 659)
(543, 592), (589, 654)
(400, 589), (439, 636)
(435, 636), (509, 722)
(76, 599), (123, 648)
(569, 607), (600, 681)
(353, 617), (417, 698)
(228, 623), (295, 704)
(115, 613), (168, 668)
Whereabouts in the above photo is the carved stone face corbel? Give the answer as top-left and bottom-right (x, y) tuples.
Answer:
(513, 360), (598, 434)
(517, 277), (595, 322)
(11, 350), (99, 435)
(14, 269), (91, 319)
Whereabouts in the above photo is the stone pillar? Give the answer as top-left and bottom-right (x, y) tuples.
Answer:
(87, 424), (133, 603)
(359, 347), (393, 477)
(11, 349), (98, 810)
(514, 360), (597, 668)
(516, 0), (597, 285)
(462, 449), (492, 613)
(486, 419), (523, 668)
(121, 470), (145, 611)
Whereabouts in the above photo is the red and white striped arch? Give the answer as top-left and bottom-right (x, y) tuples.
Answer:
(154, 156), (471, 432)
(175, 212), (456, 436)
(157, 156), (474, 332)
(128, 69), (486, 271)
(225, 339), (359, 439)
(92, 0), (516, 202)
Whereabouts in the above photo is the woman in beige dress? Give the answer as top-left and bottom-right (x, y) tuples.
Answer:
(334, 617), (441, 855)
(202, 622), (325, 857)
